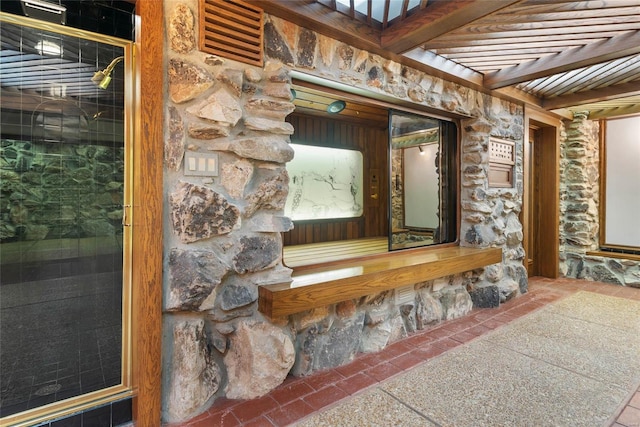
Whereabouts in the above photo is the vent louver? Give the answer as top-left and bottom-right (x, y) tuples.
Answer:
(199, 0), (264, 67)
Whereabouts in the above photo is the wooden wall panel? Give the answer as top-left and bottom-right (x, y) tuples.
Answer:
(284, 113), (388, 246)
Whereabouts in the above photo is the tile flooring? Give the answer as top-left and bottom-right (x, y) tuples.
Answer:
(171, 277), (640, 427)
(0, 260), (123, 418)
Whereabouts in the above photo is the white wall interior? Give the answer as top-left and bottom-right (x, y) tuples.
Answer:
(403, 144), (439, 229)
(605, 116), (640, 247)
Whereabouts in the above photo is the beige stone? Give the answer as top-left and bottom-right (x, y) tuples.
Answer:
(166, 106), (184, 171)
(168, 60), (214, 104)
(318, 34), (336, 67)
(263, 82), (293, 100)
(186, 89), (242, 127)
(224, 321), (295, 399)
(245, 97), (295, 121)
(244, 117), (294, 135)
(187, 123), (230, 140)
(168, 3), (195, 54)
(244, 67), (262, 83)
(221, 159), (253, 199)
(165, 318), (221, 423)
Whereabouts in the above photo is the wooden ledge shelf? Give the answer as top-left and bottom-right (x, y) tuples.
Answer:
(259, 246), (502, 318)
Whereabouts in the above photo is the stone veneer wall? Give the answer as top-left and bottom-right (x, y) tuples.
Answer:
(560, 112), (640, 286)
(161, 1), (527, 422)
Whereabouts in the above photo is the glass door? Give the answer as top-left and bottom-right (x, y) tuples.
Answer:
(0, 13), (132, 425)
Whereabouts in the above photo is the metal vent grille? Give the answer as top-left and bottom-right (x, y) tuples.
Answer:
(395, 285), (415, 306)
(199, 0), (264, 66)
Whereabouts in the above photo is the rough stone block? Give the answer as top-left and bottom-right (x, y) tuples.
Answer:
(224, 321), (295, 399)
(165, 318), (221, 423)
(167, 249), (228, 311)
(469, 284), (500, 308)
(170, 182), (240, 243)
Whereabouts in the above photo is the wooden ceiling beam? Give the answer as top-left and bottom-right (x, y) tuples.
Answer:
(586, 103), (640, 120)
(249, 0), (381, 48)
(484, 30), (640, 89)
(380, 0), (522, 54)
(542, 81), (640, 110)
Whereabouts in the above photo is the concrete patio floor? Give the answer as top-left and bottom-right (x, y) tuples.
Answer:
(175, 277), (640, 427)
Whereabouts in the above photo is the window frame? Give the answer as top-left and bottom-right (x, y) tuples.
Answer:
(283, 79), (462, 269)
(598, 117), (640, 255)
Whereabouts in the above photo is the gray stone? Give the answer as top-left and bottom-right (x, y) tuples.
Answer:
(167, 249), (229, 311)
(623, 266), (640, 287)
(315, 314), (365, 371)
(232, 235), (281, 274)
(465, 225), (484, 245)
(168, 59), (214, 104)
(484, 264), (503, 282)
(506, 264), (528, 294)
(208, 328), (228, 354)
(166, 106), (184, 171)
(208, 304), (256, 323)
(400, 303), (417, 334)
(607, 259), (624, 274)
(218, 275), (258, 311)
(440, 287), (473, 320)
(360, 317), (394, 353)
(224, 321), (295, 399)
(589, 264), (622, 285)
(415, 289), (443, 329)
(165, 318), (221, 423)
(497, 279), (519, 302)
(170, 182), (240, 243)
(469, 284), (500, 308)
(168, 3), (195, 54)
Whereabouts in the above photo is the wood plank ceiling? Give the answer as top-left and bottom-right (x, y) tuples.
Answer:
(253, 0), (640, 120)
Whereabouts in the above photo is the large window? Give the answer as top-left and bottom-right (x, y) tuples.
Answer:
(283, 84), (459, 267)
(601, 116), (640, 251)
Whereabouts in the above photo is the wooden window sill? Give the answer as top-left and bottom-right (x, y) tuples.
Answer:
(586, 250), (640, 262)
(259, 246), (502, 318)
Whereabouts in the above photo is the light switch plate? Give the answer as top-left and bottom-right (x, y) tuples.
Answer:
(184, 152), (219, 177)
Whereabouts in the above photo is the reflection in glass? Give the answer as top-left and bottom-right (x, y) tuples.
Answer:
(0, 18), (127, 418)
(389, 111), (457, 250)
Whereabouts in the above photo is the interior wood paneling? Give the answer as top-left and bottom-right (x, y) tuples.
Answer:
(132, 1), (163, 425)
(284, 112), (388, 246)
